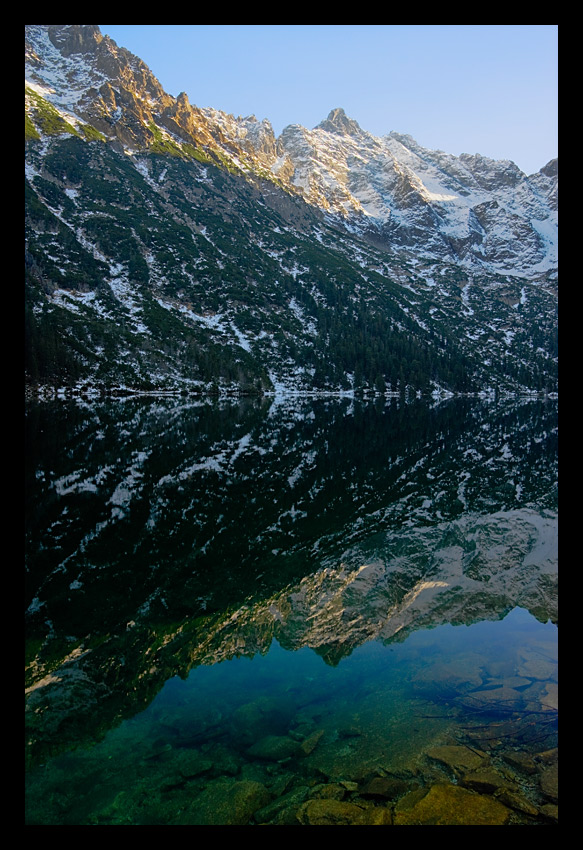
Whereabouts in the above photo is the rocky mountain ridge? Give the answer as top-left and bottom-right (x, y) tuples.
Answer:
(25, 26), (557, 277)
(25, 25), (558, 396)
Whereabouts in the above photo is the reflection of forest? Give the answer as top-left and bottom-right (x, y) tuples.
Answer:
(25, 396), (557, 765)
(25, 396), (557, 642)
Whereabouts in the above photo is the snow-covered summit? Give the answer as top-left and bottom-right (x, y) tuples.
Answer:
(25, 25), (558, 399)
(25, 26), (557, 278)
(270, 112), (557, 277)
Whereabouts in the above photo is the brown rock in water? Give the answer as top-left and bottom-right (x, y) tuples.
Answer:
(178, 778), (271, 825)
(496, 788), (539, 818)
(253, 785), (311, 825)
(340, 780), (359, 793)
(461, 766), (517, 796)
(536, 747), (558, 764)
(541, 682), (558, 711)
(413, 656), (485, 690)
(361, 776), (410, 800)
(359, 807), (394, 825)
(539, 761), (558, 802)
(301, 728), (325, 755)
(311, 782), (347, 800)
(517, 651), (557, 681)
(247, 734), (301, 761)
(296, 798), (392, 825)
(426, 744), (487, 775)
(503, 751), (538, 775)
(492, 676), (531, 689)
(466, 685), (523, 707)
(540, 803), (559, 822)
(394, 783), (512, 825)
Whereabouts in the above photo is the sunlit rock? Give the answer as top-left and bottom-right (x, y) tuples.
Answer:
(394, 783), (512, 825)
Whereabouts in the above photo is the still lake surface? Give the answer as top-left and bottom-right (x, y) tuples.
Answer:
(25, 395), (558, 825)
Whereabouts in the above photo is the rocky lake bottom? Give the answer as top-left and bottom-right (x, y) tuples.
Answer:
(25, 607), (557, 826)
(25, 396), (558, 826)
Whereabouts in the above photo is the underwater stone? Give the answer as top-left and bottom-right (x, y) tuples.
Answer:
(296, 798), (392, 825)
(540, 803), (558, 822)
(300, 728), (325, 755)
(361, 775), (410, 800)
(247, 734), (301, 761)
(253, 785), (311, 825)
(461, 766), (518, 796)
(179, 778), (271, 825)
(502, 751), (538, 775)
(394, 783), (512, 825)
(426, 745), (487, 775)
(539, 762), (558, 801)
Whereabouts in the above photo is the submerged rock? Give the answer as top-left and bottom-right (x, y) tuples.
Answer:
(296, 798), (392, 825)
(394, 783), (512, 825)
(517, 651), (557, 681)
(300, 728), (325, 755)
(540, 803), (559, 822)
(426, 744), (488, 776)
(205, 742), (241, 776)
(541, 682), (558, 711)
(247, 734), (301, 761)
(361, 775), (411, 801)
(496, 788), (539, 818)
(502, 751), (539, 775)
(177, 778), (270, 825)
(539, 761), (558, 802)
(173, 749), (214, 779)
(466, 685), (524, 708)
(253, 785), (311, 825)
(310, 782), (347, 800)
(461, 766), (517, 796)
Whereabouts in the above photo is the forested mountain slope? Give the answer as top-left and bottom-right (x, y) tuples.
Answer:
(25, 25), (558, 397)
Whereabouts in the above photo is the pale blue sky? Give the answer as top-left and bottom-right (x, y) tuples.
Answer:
(98, 25), (558, 175)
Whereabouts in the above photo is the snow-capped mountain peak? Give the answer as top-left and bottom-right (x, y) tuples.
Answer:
(25, 25), (557, 398)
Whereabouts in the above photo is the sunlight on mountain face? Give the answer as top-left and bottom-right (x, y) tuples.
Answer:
(25, 25), (558, 826)
(25, 26), (556, 399)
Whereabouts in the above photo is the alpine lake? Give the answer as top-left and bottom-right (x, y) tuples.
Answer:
(25, 394), (558, 826)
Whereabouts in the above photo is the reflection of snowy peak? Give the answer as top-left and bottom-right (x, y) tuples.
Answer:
(275, 112), (557, 275)
(25, 395), (557, 763)
(182, 508), (558, 669)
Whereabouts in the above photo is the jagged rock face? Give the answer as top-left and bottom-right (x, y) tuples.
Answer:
(26, 26), (281, 172)
(26, 25), (173, 149)
(316, 107), (364, 137)
(24, 25), (558, 396)
(458, 152), (524, 191)
(529, 159), (557, 210)
(361, 132), (556, 273)
(47, 24), (103, 56)
(266, 110), (557, 275)
(25, 26), (557, 278)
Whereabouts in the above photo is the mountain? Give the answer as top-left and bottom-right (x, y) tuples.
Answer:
(25, 25), (558, 397)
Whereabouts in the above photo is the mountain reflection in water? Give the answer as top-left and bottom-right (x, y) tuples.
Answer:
(25, 395), (558, 825)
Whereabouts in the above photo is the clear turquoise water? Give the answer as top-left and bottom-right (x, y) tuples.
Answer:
(25, 396), (558, 824)
(25, 606), (557, 825)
